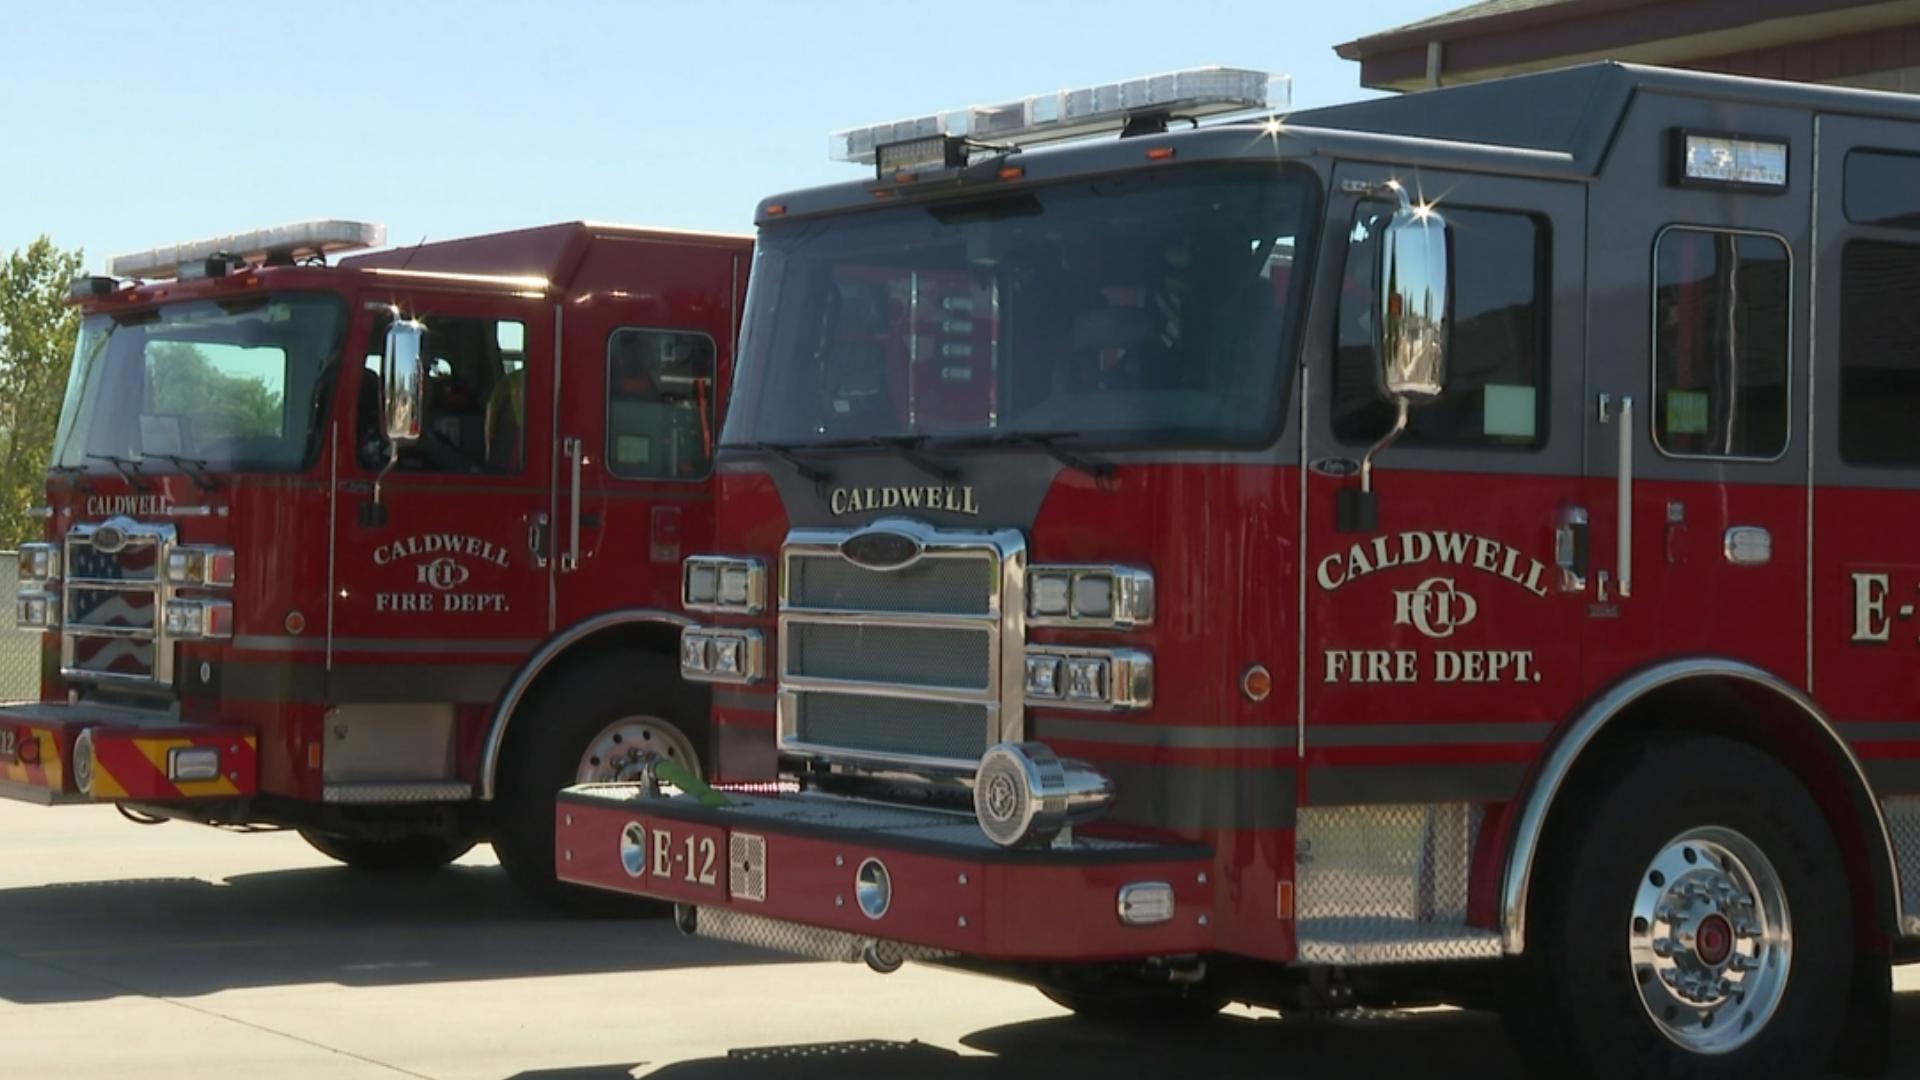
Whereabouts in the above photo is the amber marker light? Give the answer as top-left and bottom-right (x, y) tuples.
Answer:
(1241, 664), (1273, 702)
(764, 204), (787, 216)
(998, 165), (1025, 181)
(285, 610), (307, 635)
(1146, 147), (1176, 161)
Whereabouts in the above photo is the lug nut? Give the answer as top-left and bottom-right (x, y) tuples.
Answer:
(1652, 937), (1677, 958)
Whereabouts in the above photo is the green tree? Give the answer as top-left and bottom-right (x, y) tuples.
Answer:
(0, 238), (84, 544)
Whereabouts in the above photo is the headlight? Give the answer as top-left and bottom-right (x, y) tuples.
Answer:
(16, 543), (59, 584)
(679, 627), (764, 683)
(1025, 565), (1152, 628)
(1023, 646), (1151, 711)
(165, 546), (236, 588)
(682, 556), (765, 614)
(15, 591), (59, 631)
(163, 598), (233, 640)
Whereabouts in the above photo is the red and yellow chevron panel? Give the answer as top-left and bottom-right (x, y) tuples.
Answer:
(86, 730), (257, 801)
(0, 724), (64, 792)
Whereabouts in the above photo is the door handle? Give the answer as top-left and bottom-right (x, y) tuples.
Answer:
(561, 437), (582, 574)
(527, 512), (550, 569)
(1555, 507), (1589, 592)
(1615, 395), (1634, 599)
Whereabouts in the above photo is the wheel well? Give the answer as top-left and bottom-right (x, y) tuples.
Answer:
(1513, 668), (1899, 955)
(479, 614), (702, 800)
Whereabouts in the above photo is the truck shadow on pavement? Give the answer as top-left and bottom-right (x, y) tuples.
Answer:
(505, 991), (1920, 1080)
(0, 862), (783, 1005)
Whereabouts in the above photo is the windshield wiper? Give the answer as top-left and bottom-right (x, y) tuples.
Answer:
(86, 453), (150, 490)
(725, 441), (833, 484)
(932, 430), (1113, 480)
(805, 435), (961, 483)
(145, 452), (217, 492)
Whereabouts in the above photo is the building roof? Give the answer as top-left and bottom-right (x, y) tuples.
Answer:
(1375, 0), (1584, 38)
(1338, 0), (1920, 91)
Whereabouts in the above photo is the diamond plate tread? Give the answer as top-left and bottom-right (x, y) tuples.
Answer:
(322, 780), (473, 804)
(1294, 919), (1504, 965)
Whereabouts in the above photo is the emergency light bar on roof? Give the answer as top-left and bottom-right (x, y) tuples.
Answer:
(107, 219), (386, 280)
(828, 66), (1290, 174)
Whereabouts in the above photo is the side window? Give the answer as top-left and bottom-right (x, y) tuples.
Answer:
(359, 314), (527, 474)
(1839, 240), (1920, 467)
(1334, 203), (1550, 449)
(1844, 151), (1920, 229)
(1652, 229), (1789, 459)
(606, 329), (715, 479)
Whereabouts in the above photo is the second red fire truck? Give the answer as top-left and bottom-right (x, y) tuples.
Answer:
(556, 63), (1920, 1076)
(6, 218), (751, 906)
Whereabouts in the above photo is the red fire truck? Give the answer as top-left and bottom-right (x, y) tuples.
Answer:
(6, 218), (752, 906)
(553, 63), (1920, 1075)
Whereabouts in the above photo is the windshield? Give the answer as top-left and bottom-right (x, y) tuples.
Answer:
(724, 162), (1316, 450)
(51, 293), (347, 474)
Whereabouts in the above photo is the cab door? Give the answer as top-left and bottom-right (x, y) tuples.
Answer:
(1808, 114), (1920, 796)
(1301, 163), (1589, 807)
(330, 293), (556, 701)
(1579, 100), (1809, 699)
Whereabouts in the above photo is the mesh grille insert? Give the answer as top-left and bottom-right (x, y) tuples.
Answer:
(788, 623), (990, 690)
(793, 692), (991, 761)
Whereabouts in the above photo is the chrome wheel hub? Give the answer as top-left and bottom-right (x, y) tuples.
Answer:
(575, 715), (701, 785)
(1628, 826), (1791, 1054)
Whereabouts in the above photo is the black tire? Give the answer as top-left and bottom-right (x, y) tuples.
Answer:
(489, 650), (706, 913)
(299, 829), (475, 873)
(1038, 973), (1227, 1025)
(1507, 733), (1852, 1080)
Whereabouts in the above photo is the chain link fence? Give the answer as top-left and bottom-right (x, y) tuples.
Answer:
(0, 554), (41, 703)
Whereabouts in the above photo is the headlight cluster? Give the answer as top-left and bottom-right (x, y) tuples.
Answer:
(163, 598), (234, 640)
(1025, 565), (1153, 628)
(681, 627), (764, 683)
(165, 546), (236, 588)
(682, 556), (766, 614)
(1023, 646), (1152, 711)
(15, 591), (59, 631)
(16, 543), (59, 585)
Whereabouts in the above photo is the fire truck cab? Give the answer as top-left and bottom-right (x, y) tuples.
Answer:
(556, 63), (1920, 1074)
(7, 219), (752, 905)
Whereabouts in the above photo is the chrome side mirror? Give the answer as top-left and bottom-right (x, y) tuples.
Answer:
(1375, 198), (1451, 405)
(1339, 184), (1453, 534)
(382, 319), (428, 444)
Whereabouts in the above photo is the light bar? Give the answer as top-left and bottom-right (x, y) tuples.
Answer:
(1676, 131), (1787, 189)
(829, 66), (1289, 167)
(108, 219), (387, 280)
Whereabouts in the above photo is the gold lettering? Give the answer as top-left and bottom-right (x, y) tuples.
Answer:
(1853, 572), (1891, 644)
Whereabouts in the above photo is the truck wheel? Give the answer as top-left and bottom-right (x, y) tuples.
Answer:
(490, 651), (706, 913)
(1508, 734), (1852, 1079)
(1038, 974), (1227, 1025)
(299, 829), (475, 873)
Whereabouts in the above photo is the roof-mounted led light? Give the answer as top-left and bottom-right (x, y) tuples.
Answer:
(67, 275), (118, 301)
(829, 66), (1288, 175)
(107, 219), (386, 280)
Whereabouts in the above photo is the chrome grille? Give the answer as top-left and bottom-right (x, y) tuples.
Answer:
(62, 520), (174, 685)
(792, 692), (992, 761)
(787, 623), (989, 689)
(779, 521), (1025, 772)
(786, 555), (992, 614)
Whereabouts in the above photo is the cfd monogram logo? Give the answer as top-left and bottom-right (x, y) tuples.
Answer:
(1393, 577), (1478, 639)
(417, 557), (471, 592)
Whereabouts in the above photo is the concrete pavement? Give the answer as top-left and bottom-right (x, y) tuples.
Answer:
(0, 799), (1912, 1079)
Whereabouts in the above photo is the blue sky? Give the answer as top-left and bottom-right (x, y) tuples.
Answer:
(0, 1), (1444, 269)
